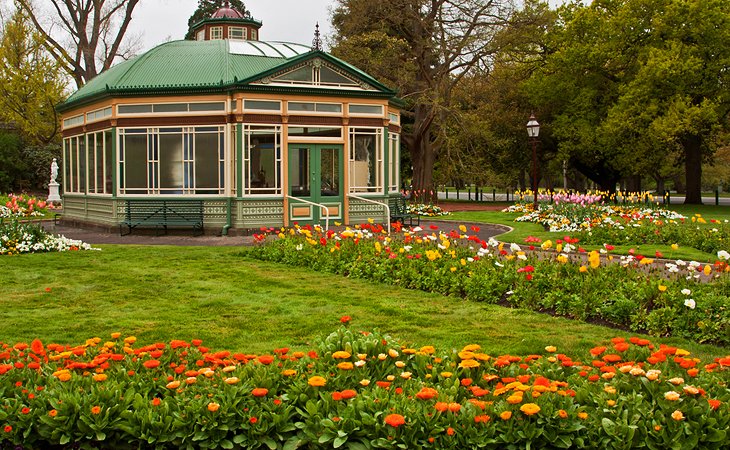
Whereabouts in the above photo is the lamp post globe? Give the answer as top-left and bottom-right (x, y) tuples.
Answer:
(526, 114), (540, 209)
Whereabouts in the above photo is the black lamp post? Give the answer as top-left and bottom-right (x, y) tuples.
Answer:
(526, 113), (540, 209)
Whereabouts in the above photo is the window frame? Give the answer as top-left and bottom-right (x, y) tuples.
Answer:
(210, 26), (223, 40)
(348, 127), (384, 195)
(242, 124), (283, 197)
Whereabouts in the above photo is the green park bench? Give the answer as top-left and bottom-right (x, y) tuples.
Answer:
(120, 199), (204, 236)
(388, 195), (420, 227)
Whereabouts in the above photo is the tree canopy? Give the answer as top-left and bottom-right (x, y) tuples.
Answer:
(0, 8), (66, 144)
(330, 0), (515, 200)
(16, 0), (141, 88)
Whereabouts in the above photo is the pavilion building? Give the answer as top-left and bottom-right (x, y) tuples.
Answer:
(57, 3), (402, 233)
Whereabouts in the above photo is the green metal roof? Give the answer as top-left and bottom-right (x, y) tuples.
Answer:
(59, 40), (397, 112)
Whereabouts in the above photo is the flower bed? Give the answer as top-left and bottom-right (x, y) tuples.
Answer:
(1, 193), (49, 219)
(504, 193), (730, 255)
(0, 219), (96, 255)
(249, 225), (730, 346)
(406, 203), (451, 217)
(0, 326), (727, 448)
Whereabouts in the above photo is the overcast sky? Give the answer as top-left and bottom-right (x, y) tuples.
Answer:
(129, 0), (574, 53)
(0, 0), (578, 56)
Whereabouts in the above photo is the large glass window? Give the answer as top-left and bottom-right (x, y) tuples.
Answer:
(119, 127), (225, 195)
(388, 133), (400, 193)
(210, 27), (223, 40)
(349, 128), (383, 194)
(85, 130), (113, 194)
(243, 125), (282, 196)
(63, 135), (86, 193)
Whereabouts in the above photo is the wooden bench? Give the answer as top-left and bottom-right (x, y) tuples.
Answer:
(388, 195), (420, 227)
(119, 199), (204, 236)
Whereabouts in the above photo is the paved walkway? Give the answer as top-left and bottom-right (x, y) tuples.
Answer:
(42, 217), (508, 247)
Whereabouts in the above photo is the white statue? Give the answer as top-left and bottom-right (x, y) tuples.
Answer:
(48, 158), (61, 202)
(51, 158), (59, 183)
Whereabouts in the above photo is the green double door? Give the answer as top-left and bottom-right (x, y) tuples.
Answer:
(288, 144), (343, 224)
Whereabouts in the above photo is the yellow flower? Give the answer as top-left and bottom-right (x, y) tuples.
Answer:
(207, 402), (220, 412)
(658, 285), (667, 292)
(704, 264), (712, 275)
(282, 369), (297, 377)
(507, 394), (523, 404)
(541, 240), (553, 250)
(420, 346), (435, 355)
(332, 351), (351, 359)
(359, 379), (370, 386)
(224, 377), (240, 385)
(308, 376), (327, 387)
(92, 373), (107, 382)
(664, 391), (680, 401)
(671, 244), (679, 250)
(545, 346), (557, 353)
(459, 225), (467, 233)
(388, 348), (399, 358)
(441, 371), (453, 378)
(520, 403), (540, 416)
(577, 412), (588, 420)
(671, 410), (684, 421)
(337, 362), (354, 370)
(459, 359), (480, 369)
(500, 411), (512, 420)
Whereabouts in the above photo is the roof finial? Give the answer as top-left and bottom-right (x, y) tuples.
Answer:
(224, 0), (230, 7)
(312, 22), (322, 51)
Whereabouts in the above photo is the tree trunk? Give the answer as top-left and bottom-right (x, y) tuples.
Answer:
(410, 137), (436, 203)
(683, 135), (703, 204)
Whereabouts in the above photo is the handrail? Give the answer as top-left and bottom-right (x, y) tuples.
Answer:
(286, 196), (331, 231)
(347, 194), (391, 234)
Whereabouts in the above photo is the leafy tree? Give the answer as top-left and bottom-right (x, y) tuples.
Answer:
(0, 130), (26, 193)
(527, 0), (730, 202)
(16, 0), (141, 88)
(330, 0), (515, 201)
(0, 8), (66, 145)
(185, 0), (251, 40)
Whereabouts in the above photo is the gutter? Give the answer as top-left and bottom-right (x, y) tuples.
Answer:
(221, 197), (233, 236)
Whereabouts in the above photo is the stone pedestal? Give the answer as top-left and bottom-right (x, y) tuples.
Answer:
(48, 181), (61, 202)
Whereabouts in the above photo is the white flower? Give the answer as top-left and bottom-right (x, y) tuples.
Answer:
(494, 262), (504, 267)
(681, 289), (691, 296)
(684, 299), (696, 309)
(295, 244), (303, 251)
(517, 254), (527, 260)
(403, 245), (412, 252)
(717, 250), (730, 261)
(412, 226), (423, 232)
(510, 243), (521, 252)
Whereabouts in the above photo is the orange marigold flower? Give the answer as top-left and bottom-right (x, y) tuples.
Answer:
(671, 410), (684, 421)
(446, 427), (455, 436)
(257, 355), (274, 365)
(340, 315), (351, 324)
(435, 402), (448, 413)
(207, 402), (220, 412)
(507, 394), (523, 404)
(337, 362), (354, 370)
(384, 413), (405, 427)
(308, 376), (327, 387)
(416, 387), (438, 400)
(474, 414), (490, 423)
(49, 409), (58, 417)
(91, 406), (101, 415)
(21, 407), (30, 415)
(664, 391), (680, 401)
(143, 360), (161, 369)
(577, 412), (588, 420)
(708, 399), (721, 410)
(520, 403), (540, 416)
(558, 409), (568, 419)
(282, 369), (297, 377)
(166, 380), (181, 389)
(500, 411), (512, 420)
(251, 388), (269, 397)
(589, 346), (606, 356)
(151, 398), (161, 406)
(92, 373), (107, 382)
(332, 351), (351, 359)
(340, 389), (357, 400)
(224, 377), (240, 385)
(3, 425), (11, 433)
(448, 403), (461, 413)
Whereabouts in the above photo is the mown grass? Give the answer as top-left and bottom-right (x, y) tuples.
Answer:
(0, 245), (725, 361)
(440, 204), (730, 262)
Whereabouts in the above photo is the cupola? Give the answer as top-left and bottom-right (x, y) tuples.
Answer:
(189, 1), (262, 42)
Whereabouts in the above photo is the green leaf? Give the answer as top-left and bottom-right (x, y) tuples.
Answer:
(334, 436), (348, 448)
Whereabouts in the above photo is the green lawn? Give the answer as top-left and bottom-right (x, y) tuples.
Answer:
(1, 245), (725, 361)
(440, 203), (729, 262)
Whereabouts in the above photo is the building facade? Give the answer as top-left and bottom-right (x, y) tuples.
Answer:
(57, 5), (402, 233)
